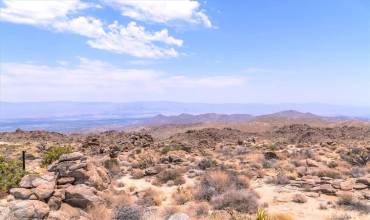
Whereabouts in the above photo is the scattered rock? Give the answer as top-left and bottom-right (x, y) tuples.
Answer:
(168, 213), (191, 220)
(10, 200), (50, 219)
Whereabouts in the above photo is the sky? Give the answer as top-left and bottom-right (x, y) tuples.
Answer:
(0, 0), (369, 106)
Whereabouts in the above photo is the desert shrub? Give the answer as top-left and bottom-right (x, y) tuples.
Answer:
(134, 154), (155, 169)
(131, 169), (145, 179)
(137, 188), (162, 207)
(156, 169), (183, 184)
(0, 155), (25, 193)
(211, 189), (259, 213)
(327, 160), (338, 168)
(329, 214), (352, 220)
(266, 175), (290, 185)
(198, 158), (214, 170)
(195, 170), (250, 201)
(161, 145), (191, 154)
(42, 146), (72, 165)
(312, 168), (341, 179)
(114, 205), (142, 220)
(292, 194), (307, 203)
(341, 147), (369, 166)
(337, 193), (370, 213)
(104, 158), (120, 174)
(262, 159), (276, 168)
(349, 167), (365, 178)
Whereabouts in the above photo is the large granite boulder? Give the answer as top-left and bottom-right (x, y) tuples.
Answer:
(64, 184), (103, 209)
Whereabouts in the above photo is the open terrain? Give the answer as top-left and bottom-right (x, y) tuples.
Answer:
(0, 111), (369, 220)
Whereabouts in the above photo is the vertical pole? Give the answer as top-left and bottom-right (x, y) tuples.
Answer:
(22, 151), (26, 171)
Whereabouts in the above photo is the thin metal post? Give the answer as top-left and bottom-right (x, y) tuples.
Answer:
(22, 151), (25, 171)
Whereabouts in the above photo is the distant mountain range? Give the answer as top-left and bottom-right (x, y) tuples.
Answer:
(1, 101), (369, 119)
(0, 102), (369, 132)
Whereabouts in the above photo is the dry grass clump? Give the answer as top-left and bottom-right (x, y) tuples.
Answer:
(100, 190), (132, 208)
(156, 168), (185, 185)
(173, 187), (192, 205)
(211, 189), (259, 213)
(87, 204), (113, 220)
(137, 188), (162, 207)
(268, 213), (294, 220)
(133, 154), (155, 169)
(255, 209), (294, 220)
(312, 168), (341, 179)
(188, 202), (210, 217)
(265, 175), (290, 185)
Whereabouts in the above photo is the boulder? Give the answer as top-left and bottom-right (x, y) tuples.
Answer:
(9, 188), (33, 200)
(48, 196), (62, 210)
(59, 152), (84, 162)
(144, 167), (159, 176)
(312, 184), (337, 195)
(10, 200), (50, 219)
(356, 177), (370, 186)
(306, 159), (320, 167)
(340, 181), (353, 191)
(32, 182), (55, 200)
(57, 177), (75, 185)
(168, 213), (191, 220)
(353, 183), (368, 190)
(64, 184), (103, 209)
(47, 203), (90, 220)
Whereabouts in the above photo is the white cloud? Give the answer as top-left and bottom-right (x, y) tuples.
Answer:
(0, 0), (93, 25)
(87, 21), (183, 58)
(104, 0), (212, 27)
(0, 0), (182, 58)
(2, 58), (247, 102)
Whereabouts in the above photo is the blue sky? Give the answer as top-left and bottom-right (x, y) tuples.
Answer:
(0, 0), (369, 106)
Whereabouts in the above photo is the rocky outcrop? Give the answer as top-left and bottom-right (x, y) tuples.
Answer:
(5, 151), (109, 219)
(48, 152), (110, 190)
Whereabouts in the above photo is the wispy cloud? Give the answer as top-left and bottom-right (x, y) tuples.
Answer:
(2, 58), (247, 102)
(104, 0), (212, 28)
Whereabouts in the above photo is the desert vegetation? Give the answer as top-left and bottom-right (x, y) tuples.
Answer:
(0, 120), (369, 220)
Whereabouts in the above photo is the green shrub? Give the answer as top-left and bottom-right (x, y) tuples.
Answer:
(0, 155), (25, 193)
(160, 145), (190, 154)
(42, 146), (72, 166)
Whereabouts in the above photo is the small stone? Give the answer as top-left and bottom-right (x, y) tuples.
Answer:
(340, 181), (353, 191)
(354, 183), (368, 190)
(168, 213), (191, 220)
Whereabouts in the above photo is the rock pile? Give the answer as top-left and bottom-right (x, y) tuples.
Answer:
(3, 152), (110, 220)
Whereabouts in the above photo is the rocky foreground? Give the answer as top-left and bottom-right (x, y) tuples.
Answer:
(0, 125), (369, 220)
